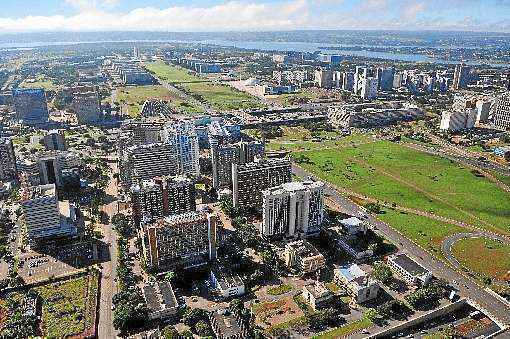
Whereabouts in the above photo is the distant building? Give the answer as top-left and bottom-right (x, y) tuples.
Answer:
(0, 137), (17, 182)
(210, 140), (264, 190)
(360, 77), (378, 100)
(21, 184), (77, 242)
(12, 88), (49, 125)
(314, 69), (334, 88)
(143, 281), (179, 320)
(262, 181), (325, 238)
(37, 152), (79, 188)
(377, 67), (395, 91)
(342, 72), (355, 91)
(70, 86), (102, 125)
(439, 110), (477, 131)
(43, 130), (66, 151)
(131, 180), (165, 226)
(210, 265), (245, 298)
(140, 99), (173, 118)
(328, 102), (424, 129)
(302, 282), (333, 311)
(388, 253), (432, 286)
(118, 120), (164, 148)
(335, 264), (380, 303)
(490, 94), (510, 130)
(452, 64), (472, 90)
(141, 211), (217, 271)
(284, 240), (326, 274)
(162, 121), (200, 177)
(232, 158), (291, 210)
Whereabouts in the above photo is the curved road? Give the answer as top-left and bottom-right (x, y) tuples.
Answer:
(442, 232), (510, 283)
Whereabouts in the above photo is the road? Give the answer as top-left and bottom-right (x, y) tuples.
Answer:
(97, 160), (120, 339)
(292, 164), (510, 327)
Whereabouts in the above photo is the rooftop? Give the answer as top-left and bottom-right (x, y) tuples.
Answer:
(390, 253), (428, 277)
(143, 281), (178, 314)
(286, 240), (323, 258)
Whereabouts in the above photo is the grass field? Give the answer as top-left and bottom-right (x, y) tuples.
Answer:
(144, 61), (205, 84)
(294, 140), (510, 236)
(266, 128), (369, 151)
(313, 317), (372, 339)
(35, 272), (99, 338)
(267, 284), (293, 296)
(117, 85), (203, 117)
(452, 237), (510, 281)
(20, 75), (57, 91)
(181, 81), (264, 111)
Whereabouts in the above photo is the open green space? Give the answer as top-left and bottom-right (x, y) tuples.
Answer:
(116, 85), (203, 117)
(144, 61), (205, 84)
(267, 284), (293, 296)
(272, 88), (320, 106)
(378, 209), (465, 260)
(266, 128), (369, 151)
(451, 237), (510, 281)
(19, 75), (58, 91)
(294, 140), (510, 236)
(181, 81), (264, 111)
(35, 272), (99, 338)
(312, 317), (372, 339)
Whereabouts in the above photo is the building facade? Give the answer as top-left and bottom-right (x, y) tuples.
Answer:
(0, 138), (17, 182)
(162, 122), (200, 177)
(12, 88), (49, 125)
(490, 94), (510, 130)
(43, 130), (67, 151)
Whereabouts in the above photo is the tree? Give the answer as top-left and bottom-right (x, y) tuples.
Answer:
(229, 298), (244, 314)
(162, 325), (181, 339)
(195, 320), (212, 337)
(165, 271), (176, 283)
(370, 262), (393, 284)
(182, 308), (207, 327)
(365, 202), (383, 214)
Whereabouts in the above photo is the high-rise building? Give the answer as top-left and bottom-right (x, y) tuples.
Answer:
(141, 211), (217, 271)
(376, 67), (395, 91)
(21, 184), (77, 241)
(342, 72), (354, 91)
(361, 77), (378, 100)
(43, 130), (67, 151)
(131, 180), (164, 226)
(119, 120), (165, 149)
(452, 64), (471, 91)
(121, 143), (177, 189)
(439, 110), (477, 131)
(232, 159), (291, 210)
(161, 176), (197, 217)
(162, 122), (200, 177)
(490, 94), (510, 130)
(71, 86), (102, 125)
(210, 140), (264, 190)
(0, 138), (17, 182)
(314, 69), (334, 88)
(262, 181), (325, 238)
(12, 88), (49, 125)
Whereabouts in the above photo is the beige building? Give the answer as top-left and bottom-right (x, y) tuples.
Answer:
(284, 240), (326, 275)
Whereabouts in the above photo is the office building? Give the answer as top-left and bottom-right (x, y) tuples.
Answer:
(354, 66), (374, 95)
(302, 282), (333, 311)
(262, 181), (325, 238)
(210, 140), (264, 190)
(37, 151), (80, 188)
(121, 143), (177, 188)
(12, 88), (49, 125)
(210, 309), (249, 339)
(140, 99), (173, 118)
(119, 120), (165, 148)
(210, 265), (245, 298)
(0, 138), (17, 182)
(131, 180), (165, 226)
(162, 176), (197, 216)
(314, 69), (334, 88)
(284, 240), (326, 274)
(335, 264), (380, 303)
(21, 184), (77, 241)
(324, 226), (374, 262)
(452, 64), (471, 90)
(143, 282), (179, 320)
(388, 253), (432, 286)
(490, 94), (510, 130)
(162, 121), (200, 177)
(377, 67), (395, 91)
(141, 211), (217, 271)
(360, 77), (378, 100)
(43, 130), (67, 151)
(328, 102), (424, 128)
(232, 159), (291, 210)
(71, 86), (102, 125)
(439, 110), (477, 131)
(342, 72), (355, 91)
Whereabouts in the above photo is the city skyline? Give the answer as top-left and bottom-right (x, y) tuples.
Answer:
(1, 0), (510, 33)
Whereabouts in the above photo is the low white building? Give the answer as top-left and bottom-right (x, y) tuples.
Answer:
(388, 253), (432, 286)
(339, 217), (368, 235)
(439, 109), (477, 131)
(335, 264), (380, 303)
(210, 266), (245, 298)
(302, 282), (333, 311)
(285, 240), (326, 275)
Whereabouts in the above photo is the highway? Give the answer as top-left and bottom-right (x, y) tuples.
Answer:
(292, 164), (510, 328)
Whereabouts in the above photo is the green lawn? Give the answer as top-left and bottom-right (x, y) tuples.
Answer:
(116, 85), (203, 117)
(181, 81), (264, 111)
(20, 75), (58, 91)
(267, 131), (370, 151)
(273, 88), (320, 106)
(378, 209), (465, 260)
(312, 317), (372, 339)
(452, 237), (510, 281)
(35, 272), (99, 338)
(267, 284), (293, 296)
(144, 61), (205, 84)
(294, 140), (510, 236)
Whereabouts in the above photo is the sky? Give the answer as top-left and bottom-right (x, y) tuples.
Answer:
(0, 0), (510, 33)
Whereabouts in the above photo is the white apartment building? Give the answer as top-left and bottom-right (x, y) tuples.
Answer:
(439, 110), (477, 131)
(361, 77), (378, 100)
(262, 181), (325, 238)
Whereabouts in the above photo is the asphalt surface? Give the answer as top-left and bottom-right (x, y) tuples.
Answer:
(292, 164), (510, 328)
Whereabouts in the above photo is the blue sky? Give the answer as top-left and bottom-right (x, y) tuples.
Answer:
(1, 0), (510, 32)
